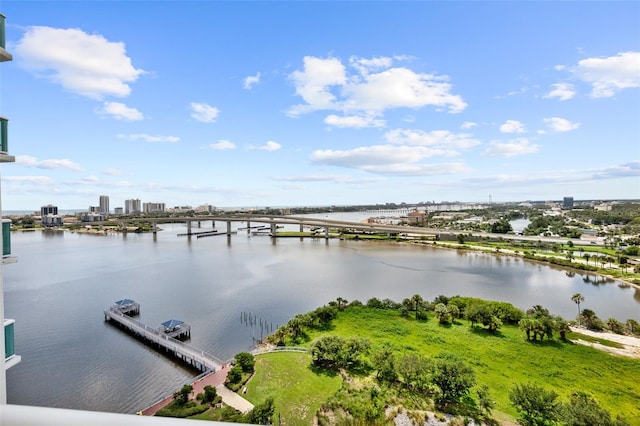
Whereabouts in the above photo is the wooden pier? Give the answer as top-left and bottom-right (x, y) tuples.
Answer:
(104, 306), (225, 372)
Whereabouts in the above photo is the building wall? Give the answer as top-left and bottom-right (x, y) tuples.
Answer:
(40, 204), (58, 216)
(143, 202), (165, 214)
(99, 195), (109, 214)
(125, 199), (141, 214)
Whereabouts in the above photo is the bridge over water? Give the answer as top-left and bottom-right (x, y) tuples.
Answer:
(88, 214), (600, 246)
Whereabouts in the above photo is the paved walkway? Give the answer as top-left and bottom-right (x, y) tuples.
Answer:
(140, 364), (253, 415)
(216, 384), (255, 413)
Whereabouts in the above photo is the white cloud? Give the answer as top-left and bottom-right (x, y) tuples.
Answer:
(288, 55), (466, 116)
(15, 26), (144, 99)
(288, 56), (346, 115)
(259, 141), (282, 151)
(324, 114), (385, 128)
(591, 161), (639, 179)
(190, 102), (220, 123)
(309, 145), (470, 176)
(117, 133), (180, 143)
(15, 155), (85, 171)
(482, 138), (539, 158)
(209, 140), (236, 150)
(311, 145), (445, 167)
(384, 129), (480, 150)
(2, 175), (55, 185)
(499, 120), (526, 134)
(102, 102), (144, 121)
(103, 168), (124, 176)
(249, 141), (282, 151)
(243, 72), (261, 89)
(454, 161), (640, 188)
(543, 117), (580, 132)
(544, 83), (576, 101)
(573, 51), (640, 98)
(348, 56), (393, 75)
(82, 176), (100, 183)
(342, 67), (467, 113)
(358, 162), (469, 176)
(461, 121), (477, 129)
(272, 174), (383, 184)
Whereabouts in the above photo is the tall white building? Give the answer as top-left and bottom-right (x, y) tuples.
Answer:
(99, 195), (109, 214)
(1, 12), (20, 404)
(125, 198), (141, 214)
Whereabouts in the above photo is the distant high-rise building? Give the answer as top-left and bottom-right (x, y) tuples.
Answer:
(563, 197), (574, 209)
(143, 202), (165, 214)
(40, 204), (58, 216)
(99, 195), (109, 214)
(113, 207), (123, 215)
(124, 199), (141, 214)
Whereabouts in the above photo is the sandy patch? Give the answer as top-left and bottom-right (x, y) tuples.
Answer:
(570, 326), (640, 359)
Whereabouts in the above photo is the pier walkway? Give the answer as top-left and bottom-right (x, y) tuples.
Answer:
(104, 307), (225, 372)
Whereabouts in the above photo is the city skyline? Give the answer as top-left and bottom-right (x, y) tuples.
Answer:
(1, 1), (639, 210)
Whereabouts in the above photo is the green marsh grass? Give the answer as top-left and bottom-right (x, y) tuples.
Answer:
(302, 306), (640, 423)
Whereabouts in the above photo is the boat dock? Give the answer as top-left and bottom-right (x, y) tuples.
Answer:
(104, 302), (225, 372)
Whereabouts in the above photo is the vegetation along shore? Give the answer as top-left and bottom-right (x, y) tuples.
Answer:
(156, 295), (639, 425)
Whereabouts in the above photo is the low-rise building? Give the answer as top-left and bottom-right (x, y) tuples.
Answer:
(406, 210), (426, 224)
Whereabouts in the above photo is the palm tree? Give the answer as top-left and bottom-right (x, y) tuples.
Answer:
(554, 316), (570, 340)
(583, 253), (591, 265)
(336, 297), (348, 310)
(411, 294), (424, 319)
(571, 293), (585, 325)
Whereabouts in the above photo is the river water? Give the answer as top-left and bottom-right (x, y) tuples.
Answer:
(4, 216), (639, 413)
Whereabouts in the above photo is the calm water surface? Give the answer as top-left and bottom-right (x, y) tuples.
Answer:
(4, 220), (639, 413)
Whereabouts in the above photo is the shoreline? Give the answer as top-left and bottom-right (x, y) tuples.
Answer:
(405, 239), (640, 291)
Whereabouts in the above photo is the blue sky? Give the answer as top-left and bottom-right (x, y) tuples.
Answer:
(1, 1), (639, 211)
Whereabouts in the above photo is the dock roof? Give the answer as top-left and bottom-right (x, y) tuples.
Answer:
(161, 319), (184, 328)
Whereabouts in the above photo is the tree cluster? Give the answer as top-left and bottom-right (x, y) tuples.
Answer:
(310, 335), (370, 370)
(271, 305), (339, 345)
(225, 352), (255, 389)
(519, 305), (569, 341)
(510, 383), (630, 426)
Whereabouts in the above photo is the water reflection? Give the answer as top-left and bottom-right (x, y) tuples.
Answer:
(41, 229), (64, 238)
(581, 274), (616, 285)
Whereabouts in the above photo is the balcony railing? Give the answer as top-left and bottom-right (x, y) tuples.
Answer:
(0, 117), (8, 154)
(2, 219), (10, 256)
(0, 14), (12, 62)
(0, 13), (5, 49)
(3, 319), (20, 370)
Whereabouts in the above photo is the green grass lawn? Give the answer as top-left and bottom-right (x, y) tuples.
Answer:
(244, 352), (342, 426)
(299, 306), (640, 423)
